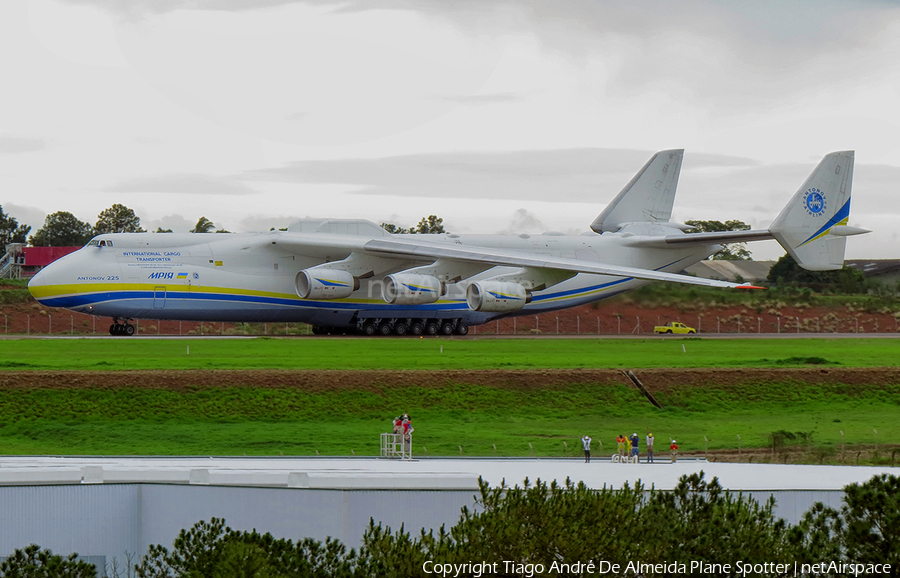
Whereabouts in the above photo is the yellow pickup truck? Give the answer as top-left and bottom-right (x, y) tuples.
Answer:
(653, 321), (696, 334)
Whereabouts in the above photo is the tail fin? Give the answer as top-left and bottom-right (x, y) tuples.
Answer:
(769, 151), (866, 271)
(591, 149), (683, 233)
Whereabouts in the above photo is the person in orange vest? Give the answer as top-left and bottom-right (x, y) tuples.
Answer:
(616, 435), (626, 457)
(670, 439), (679, 463)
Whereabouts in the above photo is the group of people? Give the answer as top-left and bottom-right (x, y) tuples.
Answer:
(392, 414), (414, 450)
(581, 433), (678, 463)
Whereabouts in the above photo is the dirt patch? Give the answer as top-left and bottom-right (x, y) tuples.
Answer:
(1, 367), (898, 391)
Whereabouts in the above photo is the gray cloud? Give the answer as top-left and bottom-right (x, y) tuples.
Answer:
(434, 93), (520, 105)
(105, 174), (259, 196)
(500, 208), (545, 234)
(238, 214), (306, 233)
(243, 147), (758, 203)
(0, 137), (45, 155)
(143, 213), (194, 234)
(0, 204), (48, 236)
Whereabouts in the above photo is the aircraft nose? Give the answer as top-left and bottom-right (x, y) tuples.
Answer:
(27, 267), (53, 304)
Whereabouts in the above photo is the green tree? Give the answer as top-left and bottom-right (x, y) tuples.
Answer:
(0, 205), (31, 255)
(840, 474), (900, 567)
(29, 211), (93, 246)
(380, 223), (410, 234)
(767, 254), (865, 293)
(413, 215), (445, 234)
(684, 219), (752, 260)
(191, 216), (215, 234)
(381, 215), (446, 235)
(155, 227), (173, 233)
(641, 472), (794, 566)
(93, 204), (144, 234)
(0, 544), (97, 577)
(135, 518), (361, 578)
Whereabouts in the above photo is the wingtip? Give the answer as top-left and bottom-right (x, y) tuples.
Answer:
(735, 284), (766, 290)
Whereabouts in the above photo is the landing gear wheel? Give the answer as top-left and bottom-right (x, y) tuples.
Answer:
(109, 324), (117, 336)
(394, 323), (408, 336)
(410, 322), (424, 336)
(378, 322), (392, 336)
(363, 322), (377, 336)
(124, 324), (135, 336)
(440, 322), (454, 335)
(425, 322), (439, 336)
(455, 323), (469, 336)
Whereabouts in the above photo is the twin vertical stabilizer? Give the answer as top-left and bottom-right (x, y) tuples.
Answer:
(769, 151), (864, 271)
(590, 149), (683, 233)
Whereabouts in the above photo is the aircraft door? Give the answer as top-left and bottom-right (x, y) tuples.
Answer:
(153, 286), (166, 309)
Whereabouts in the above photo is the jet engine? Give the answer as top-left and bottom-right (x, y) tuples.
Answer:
(295, 269), (358, 299)
(382, 274), (444, 305)
(466, 281), (531, 313)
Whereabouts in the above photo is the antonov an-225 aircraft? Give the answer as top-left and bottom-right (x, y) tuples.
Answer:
(29, 150), (866, 336)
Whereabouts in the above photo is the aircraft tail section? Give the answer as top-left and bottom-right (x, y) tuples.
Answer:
(590, 149), (683, 233)
(768, 151), (866, 271)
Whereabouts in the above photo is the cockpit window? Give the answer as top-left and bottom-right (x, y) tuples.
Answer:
(87, 239), (113, 247)
(87, 240), (99, 247)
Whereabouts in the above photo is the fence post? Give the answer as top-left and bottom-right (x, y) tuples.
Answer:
(840, 430), (844, 463)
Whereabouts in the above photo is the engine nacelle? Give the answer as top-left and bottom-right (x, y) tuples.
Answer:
(295, 269), (358, 300)
(382, 274), (444, 305)
(466, 281), (531, 313)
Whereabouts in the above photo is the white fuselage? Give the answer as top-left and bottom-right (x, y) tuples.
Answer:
(28, 230), (717, 328)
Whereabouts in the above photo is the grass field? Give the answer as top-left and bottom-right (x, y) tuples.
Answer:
(0, 337), (898, 461)
(0, 336), (898, 370)
(0, 380), (897, 461)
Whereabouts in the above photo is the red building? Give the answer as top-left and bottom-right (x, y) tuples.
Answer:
(1, 244), (81, 278)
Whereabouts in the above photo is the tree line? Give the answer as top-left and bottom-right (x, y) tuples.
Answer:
(2, 472), (897, 577)
(1, 204), (450, 255)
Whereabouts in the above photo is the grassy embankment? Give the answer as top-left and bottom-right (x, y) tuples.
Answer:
(0, 338), (897, 461)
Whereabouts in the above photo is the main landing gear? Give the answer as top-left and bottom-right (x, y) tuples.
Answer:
(109, 318), (136, 336)
(348, 318), (470, 337)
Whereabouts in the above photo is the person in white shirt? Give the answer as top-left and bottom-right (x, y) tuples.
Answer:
(582, 435), (592, 463)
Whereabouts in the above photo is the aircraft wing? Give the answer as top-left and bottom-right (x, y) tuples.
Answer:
(362, 238), (760, 289)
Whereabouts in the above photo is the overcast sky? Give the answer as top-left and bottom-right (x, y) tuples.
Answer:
(2, 0), (898, 259)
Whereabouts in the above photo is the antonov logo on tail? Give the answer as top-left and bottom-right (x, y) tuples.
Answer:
(804, 188), (826, 216)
